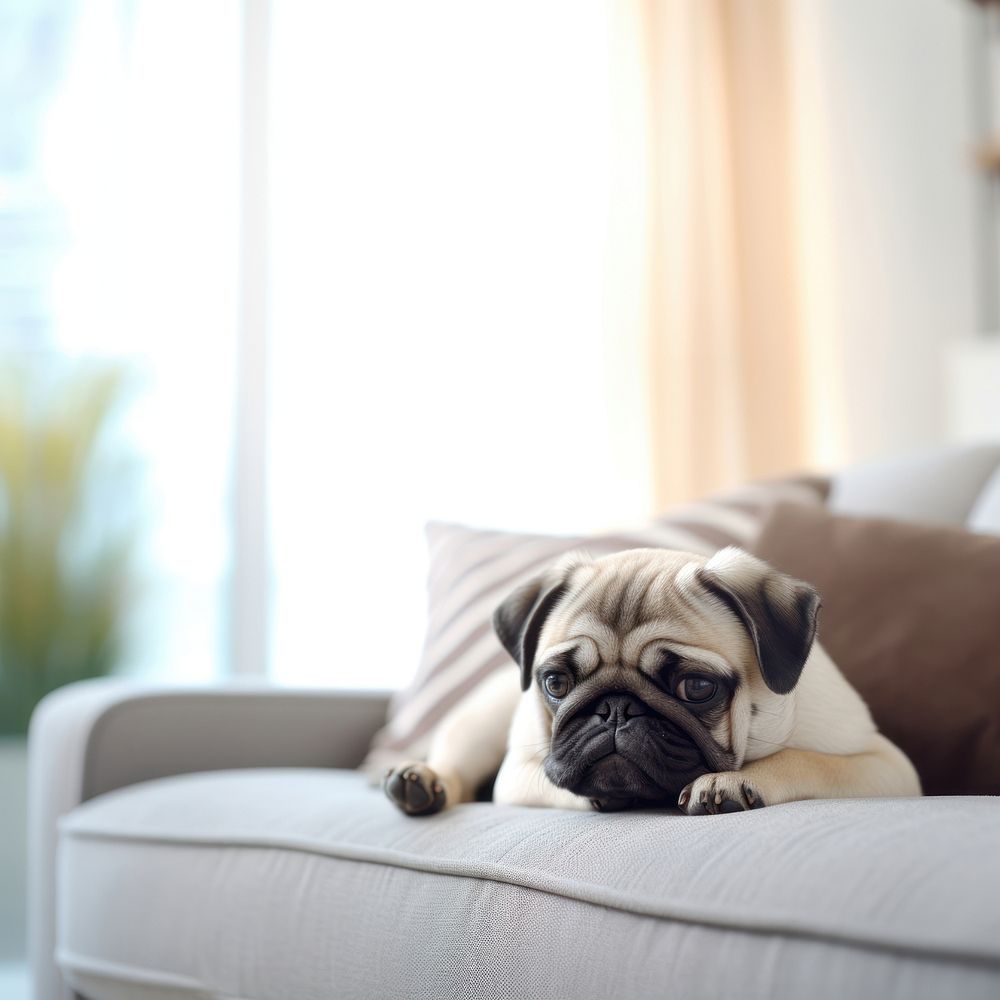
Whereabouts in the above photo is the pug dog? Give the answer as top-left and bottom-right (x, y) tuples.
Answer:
(384, 547), (920, 816)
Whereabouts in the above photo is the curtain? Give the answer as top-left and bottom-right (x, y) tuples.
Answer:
(606, 0), (811, 509)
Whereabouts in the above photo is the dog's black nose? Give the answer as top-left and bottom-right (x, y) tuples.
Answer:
(595, 694), (646, 727)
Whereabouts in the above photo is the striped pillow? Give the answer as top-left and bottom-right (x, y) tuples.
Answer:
(364, 475), (829, 770)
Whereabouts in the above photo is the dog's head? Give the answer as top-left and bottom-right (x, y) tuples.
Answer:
(493, 547), (820, 809)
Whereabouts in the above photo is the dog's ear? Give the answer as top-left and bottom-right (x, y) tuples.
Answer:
(696, 547), (820, 695)
(493, 556), (581, 691)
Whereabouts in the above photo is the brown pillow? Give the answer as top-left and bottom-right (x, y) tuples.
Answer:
(753, 502), (1000, 796)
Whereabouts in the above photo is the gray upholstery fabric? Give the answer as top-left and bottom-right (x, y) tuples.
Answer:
(59, 769), (1000, 1000)
(28, 681), (391, 1000)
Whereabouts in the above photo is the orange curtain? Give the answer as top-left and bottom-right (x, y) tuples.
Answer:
(605, 0), (812, 509)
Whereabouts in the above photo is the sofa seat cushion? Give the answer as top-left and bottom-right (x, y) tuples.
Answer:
(58, 769), (1000, 1000)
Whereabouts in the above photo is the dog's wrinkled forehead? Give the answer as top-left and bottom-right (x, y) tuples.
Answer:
(537, 548), (749, 666)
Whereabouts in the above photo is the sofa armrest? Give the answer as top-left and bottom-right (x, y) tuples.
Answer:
(27, 678), (390, 1000)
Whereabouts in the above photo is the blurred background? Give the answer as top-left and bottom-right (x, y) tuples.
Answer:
(1, 0), (999, 991)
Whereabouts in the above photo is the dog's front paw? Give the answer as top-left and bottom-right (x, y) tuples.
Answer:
(679, 772), (766, 815)
(384, 762), (447, 816)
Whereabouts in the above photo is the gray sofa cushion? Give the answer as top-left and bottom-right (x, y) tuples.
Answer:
(969, 466), (1000, 534)
(830, 444), (1000, 526)
(58, 769), (1000, 1000)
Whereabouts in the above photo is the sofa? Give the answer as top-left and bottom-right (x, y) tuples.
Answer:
(27, 445), (1000, 1000)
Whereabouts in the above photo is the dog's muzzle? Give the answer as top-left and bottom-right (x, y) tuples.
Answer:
(544, 691), (713, 807)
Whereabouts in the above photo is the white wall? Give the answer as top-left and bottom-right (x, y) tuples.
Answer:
(790, 0), (979, 467)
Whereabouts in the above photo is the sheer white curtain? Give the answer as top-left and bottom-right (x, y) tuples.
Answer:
(266, 2), (635, 689)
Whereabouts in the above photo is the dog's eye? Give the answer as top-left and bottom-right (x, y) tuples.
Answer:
(675, 676), (718, 704)
(542, 672), (572, 699)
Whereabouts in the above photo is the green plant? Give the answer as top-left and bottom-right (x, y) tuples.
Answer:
(0, 361), (135, 735)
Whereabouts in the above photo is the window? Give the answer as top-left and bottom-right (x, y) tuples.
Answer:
(5, 1), (622, 692)
(268, 1), (617, 688)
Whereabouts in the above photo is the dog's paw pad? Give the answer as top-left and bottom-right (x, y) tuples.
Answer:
(383, 763), (447, 816)
(679, 774), (765, 815)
